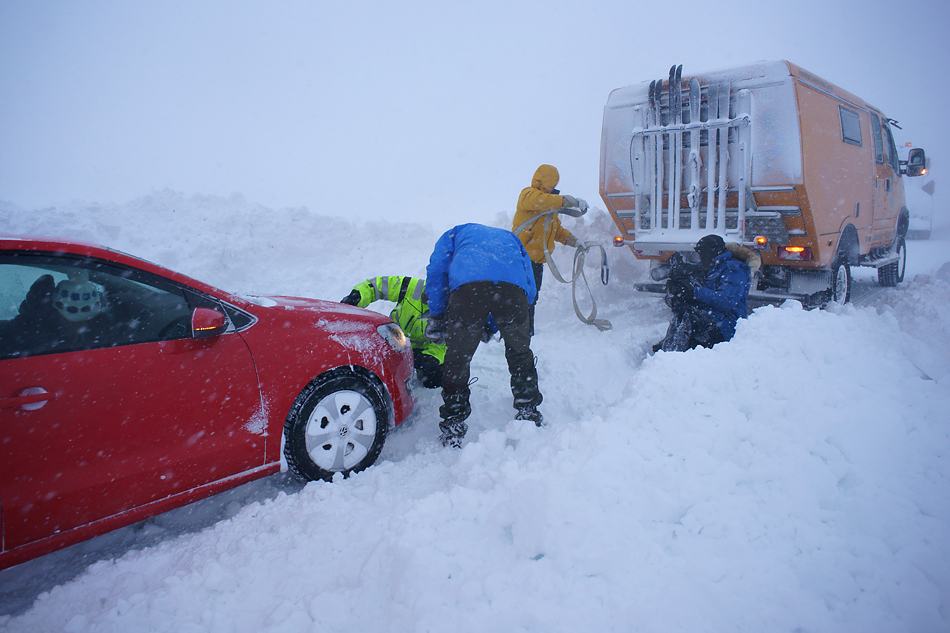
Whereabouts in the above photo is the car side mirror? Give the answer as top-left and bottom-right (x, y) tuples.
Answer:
(192, 307), (228, 338)
(902, 148), (927, 177)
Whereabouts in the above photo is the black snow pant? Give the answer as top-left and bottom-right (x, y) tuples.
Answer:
(413, 348), (442, 389)
(659, 304), (725, 352)
(528, 260), (544, 337)
(440, 281), (542, 429)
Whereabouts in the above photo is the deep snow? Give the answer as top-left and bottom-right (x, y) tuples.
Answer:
(1, 193), (949, 632)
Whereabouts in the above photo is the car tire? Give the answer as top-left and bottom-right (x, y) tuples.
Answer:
(878, 237), (906, 287)
(830, 257), (851, 304)
(284, 368), (390, 482)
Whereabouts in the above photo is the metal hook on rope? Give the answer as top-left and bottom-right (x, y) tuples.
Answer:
(513, 208), (612, 331)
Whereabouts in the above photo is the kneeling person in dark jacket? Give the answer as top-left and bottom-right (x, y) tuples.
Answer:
(656, 234), (751, 353)
(424, 223), (542, 448)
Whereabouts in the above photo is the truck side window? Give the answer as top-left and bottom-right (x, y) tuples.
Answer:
(870, 113), (884, 164)
(882, 123), (900, 173)
(839, 106), (862, 146)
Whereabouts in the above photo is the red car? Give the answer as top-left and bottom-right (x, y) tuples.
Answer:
(0, 236), (415, 570)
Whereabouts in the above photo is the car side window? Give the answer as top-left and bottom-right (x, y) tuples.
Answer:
(0, 253), (195, 359)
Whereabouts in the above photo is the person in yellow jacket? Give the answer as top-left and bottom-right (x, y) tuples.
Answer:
(341, 275), (445, 388)
(511, 164), (588, 335)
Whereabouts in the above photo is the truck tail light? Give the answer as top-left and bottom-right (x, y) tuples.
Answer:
(613, 236), (626, 247)
(778, 246), (813, 261)
(754, 236), (769, 249)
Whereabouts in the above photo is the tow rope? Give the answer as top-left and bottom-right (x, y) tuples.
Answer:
(513, 208), (612, 331)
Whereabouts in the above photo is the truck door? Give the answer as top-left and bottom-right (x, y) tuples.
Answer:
(870, 113), (901, 247)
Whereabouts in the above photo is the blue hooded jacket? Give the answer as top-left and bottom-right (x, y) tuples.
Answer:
(426, 223), (537, 316)
(691, 250), (751, 341)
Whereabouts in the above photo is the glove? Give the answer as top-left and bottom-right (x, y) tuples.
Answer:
(577, 198), (589, 213)
(340, 289), (362, 306)
(667, 278), (694, 301)
(668, 258), (698, 284)
(424, 315), (445, 343)
(561, 194), (579, 208)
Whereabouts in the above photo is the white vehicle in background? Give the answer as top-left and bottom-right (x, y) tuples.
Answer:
(901, 143), (935, 240)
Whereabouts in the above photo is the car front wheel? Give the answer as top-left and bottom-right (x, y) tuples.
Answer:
(284, 368), (390, 482)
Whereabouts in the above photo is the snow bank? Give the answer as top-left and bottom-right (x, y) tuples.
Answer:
(1, 193), (949, 632)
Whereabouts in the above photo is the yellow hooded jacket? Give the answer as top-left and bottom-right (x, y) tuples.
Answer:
(512, 164), (577, 264)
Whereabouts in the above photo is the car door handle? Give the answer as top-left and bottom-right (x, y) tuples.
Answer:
(1, 387), (55, 411)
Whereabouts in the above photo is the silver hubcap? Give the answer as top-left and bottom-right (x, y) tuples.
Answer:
(834, 265), (849, 301)
(305, 390), (378, 471)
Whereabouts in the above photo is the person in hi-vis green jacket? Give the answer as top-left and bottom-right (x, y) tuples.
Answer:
(341, 275), (445, 388)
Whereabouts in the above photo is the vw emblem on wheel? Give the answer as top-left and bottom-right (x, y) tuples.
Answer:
(339, 426), (349, 437)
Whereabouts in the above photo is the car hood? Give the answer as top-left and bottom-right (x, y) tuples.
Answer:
(236, 294), (408, 370)
(240, 294), (391, 325)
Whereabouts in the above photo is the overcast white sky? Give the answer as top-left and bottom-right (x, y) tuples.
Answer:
(1, 0), (947, 231)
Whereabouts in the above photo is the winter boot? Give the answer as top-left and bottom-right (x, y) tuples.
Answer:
(438, 388), (471, 448)
(439, 419), (467, 448)
(510, 359), (542, 427)
(515, 406), (544, 427)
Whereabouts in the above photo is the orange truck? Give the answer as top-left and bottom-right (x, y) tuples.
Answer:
(600, 61), (927, 305)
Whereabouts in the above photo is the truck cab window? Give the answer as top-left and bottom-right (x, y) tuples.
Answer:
(882, 123), (900, 173)
(870, 113), (884, 164)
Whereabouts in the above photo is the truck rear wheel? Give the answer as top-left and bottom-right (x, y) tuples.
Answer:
(830, 258), (851, 304)
(878, 237), (906, 287)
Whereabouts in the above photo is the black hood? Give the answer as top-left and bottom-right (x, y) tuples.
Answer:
(695, 235), (727, 271)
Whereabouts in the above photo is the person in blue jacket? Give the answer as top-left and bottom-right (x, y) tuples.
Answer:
(424, 223), (542, 447)
(656, 234), (751, 352)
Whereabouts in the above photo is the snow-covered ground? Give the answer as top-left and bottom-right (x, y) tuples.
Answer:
(1, 193), (949, 632)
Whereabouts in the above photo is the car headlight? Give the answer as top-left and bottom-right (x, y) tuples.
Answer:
(377, 323), (410, 353)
